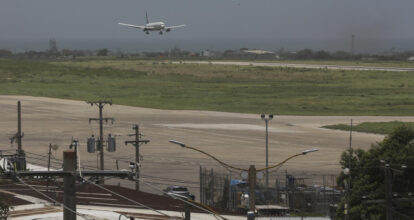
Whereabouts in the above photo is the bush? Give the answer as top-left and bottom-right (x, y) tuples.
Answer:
(0, 196), (10, 219)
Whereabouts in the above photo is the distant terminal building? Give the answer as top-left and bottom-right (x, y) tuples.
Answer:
(223, 49), (276, 59)
(242, 49), (274, 55)
(200, 50), (222, 58)
(242, 49), (277, 59)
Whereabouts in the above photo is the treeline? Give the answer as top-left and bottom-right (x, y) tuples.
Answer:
(1, 47), (414, 61)
(280, 49), (414, 61)
(0, 48), (102, 59)
(0, 47), (196, 59)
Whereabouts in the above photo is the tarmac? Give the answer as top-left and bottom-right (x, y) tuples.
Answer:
(176, 61), (414, 72)
(1, 95), (414, 198)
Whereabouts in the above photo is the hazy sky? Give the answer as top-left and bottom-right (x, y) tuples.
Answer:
(0, 0), (413, 52)
(1, 0), (413, 40)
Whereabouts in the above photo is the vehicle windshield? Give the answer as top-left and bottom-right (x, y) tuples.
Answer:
(173, 187), (188, 192)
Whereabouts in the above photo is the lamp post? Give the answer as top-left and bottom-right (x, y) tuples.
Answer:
(261, 114), (273, 187)
(169, 140), (318, 218)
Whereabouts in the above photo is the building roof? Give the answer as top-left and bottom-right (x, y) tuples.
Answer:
(242, 50), (275, 55)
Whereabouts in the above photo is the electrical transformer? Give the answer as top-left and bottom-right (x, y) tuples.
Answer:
(107, 134), (116, 152)
(87, 136), (96, 153)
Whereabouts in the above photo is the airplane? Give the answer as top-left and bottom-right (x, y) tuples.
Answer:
(118, 11), (186, 35)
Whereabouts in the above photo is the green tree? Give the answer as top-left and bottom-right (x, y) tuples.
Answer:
(0, 49), (12, 57)
(97, 48), (108, 56)
(0, 196), (10, 219)
(336, 126), (414, 220)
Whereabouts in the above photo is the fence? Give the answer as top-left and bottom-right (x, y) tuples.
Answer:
(199, 166), (342, 218)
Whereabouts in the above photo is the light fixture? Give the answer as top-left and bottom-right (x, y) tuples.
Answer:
(169, 140), (186, 147)
(302, 148), (319, 155)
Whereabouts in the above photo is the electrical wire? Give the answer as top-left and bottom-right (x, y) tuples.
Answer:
(14, 156), (224, 219)
(138, 177), (226, 220)
(15, 177), (90, 220)
(76, 156), (220, 220)
(79, 177), (179, 220)
(70, 151), (177, 219)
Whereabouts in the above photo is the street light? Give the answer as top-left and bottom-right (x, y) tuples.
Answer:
(261, 114), (273, 187)
(169, 140), (318, 217)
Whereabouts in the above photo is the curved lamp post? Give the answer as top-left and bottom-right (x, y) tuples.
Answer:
(169, 140), (318, 216)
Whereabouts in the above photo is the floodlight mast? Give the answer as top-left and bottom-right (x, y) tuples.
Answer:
(261, 114), (274, 187)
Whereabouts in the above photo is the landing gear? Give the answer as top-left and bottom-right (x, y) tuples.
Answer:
(145, 31), (149, 35)
(159, 31), (163, 35)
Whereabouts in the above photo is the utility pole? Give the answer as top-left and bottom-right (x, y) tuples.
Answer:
(125, 125), (149, 191)
(63, 150), (77, 220)
(248, 165), (256, 213)
(345, 119), (353, 220)
(15, 151), (134, 220)
(384, 164), (393, 220)
(10, 101), (25, 156)
(363, 162), (411, 220)
(87, 100), (113, 184)
(47, 144), (52, 192)
(17, 101), (23, 156)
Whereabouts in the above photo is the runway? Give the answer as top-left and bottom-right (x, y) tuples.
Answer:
(177, 61), (414, 72)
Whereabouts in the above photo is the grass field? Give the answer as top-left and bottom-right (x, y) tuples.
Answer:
(322, 121), (414, 134)
(1, 58), (414, 115)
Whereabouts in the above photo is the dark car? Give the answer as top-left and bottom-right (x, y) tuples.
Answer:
(163, 185), (195, 200)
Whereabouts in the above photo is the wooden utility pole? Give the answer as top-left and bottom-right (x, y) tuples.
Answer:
(248, 165), (256, 213)
(47, 144), (52, 192)
(185, 202), (191, 220)
(63, 151), (76, 220)
(17, 101), (23, 155)
(346, 119), (353, 220)
(385, 165), (393, 220)
(125, 125), (149, 191)
(87, 100), (113, 184)
(10, 101), (25, 156)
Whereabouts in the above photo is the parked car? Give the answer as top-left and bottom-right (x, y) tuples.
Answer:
(163, 185), (195, 200)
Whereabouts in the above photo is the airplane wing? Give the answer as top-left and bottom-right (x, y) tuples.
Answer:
(165, 24), (186, 29)
(118, 23), (145, 29)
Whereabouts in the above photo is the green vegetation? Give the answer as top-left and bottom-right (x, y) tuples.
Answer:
(1, 58), (414, 115)
(0, 193), (10, 219)
(336, 126), (414, 219)
(322, 121), (414, 134)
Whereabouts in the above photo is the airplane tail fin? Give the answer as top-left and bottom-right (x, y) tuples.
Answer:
(145, 11), (149, 24)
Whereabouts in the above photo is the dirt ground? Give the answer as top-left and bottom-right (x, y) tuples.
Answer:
(2, 95), (414, 197)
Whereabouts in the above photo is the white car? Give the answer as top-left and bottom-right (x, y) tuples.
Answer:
(163, 185), (195, 200)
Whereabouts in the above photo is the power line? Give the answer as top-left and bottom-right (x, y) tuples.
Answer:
(80, 177), (178, 219)
(138, 177), (224, 220)
(15, 177), (90, 220)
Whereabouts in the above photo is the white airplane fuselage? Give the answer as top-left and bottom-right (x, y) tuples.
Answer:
(118, 11), (185, 35)
(144, 22), (166, 31)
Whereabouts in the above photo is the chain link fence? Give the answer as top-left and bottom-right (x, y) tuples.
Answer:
(200, 166), (343, 218)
